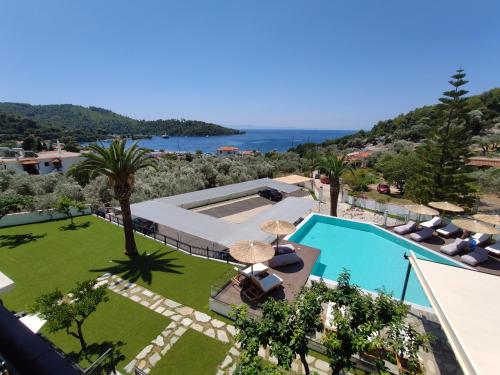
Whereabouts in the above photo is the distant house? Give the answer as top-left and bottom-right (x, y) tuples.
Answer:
(217, 146), (239, 155)
(467, 156), (500, 168)
(0, 148), (83, 175)
(346, 150), (374, 167)
(240, 150), (261, 156)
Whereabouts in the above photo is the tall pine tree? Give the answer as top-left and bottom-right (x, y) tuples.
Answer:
(406, 69), (474, 205)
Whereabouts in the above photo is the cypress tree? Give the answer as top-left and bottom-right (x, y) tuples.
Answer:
(406, 69), (474, 205)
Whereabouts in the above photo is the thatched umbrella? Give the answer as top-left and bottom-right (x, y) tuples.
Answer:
(405, 204), (439, 222)
(229, 240), (275, 273)
(428, 201), (464, 214)
(452, 219), (500, 235)
(260, 219), (295, 248)
(472, 214), (500, 227)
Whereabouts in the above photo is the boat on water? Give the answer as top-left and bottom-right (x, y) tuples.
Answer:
(161, 134), (170, 139)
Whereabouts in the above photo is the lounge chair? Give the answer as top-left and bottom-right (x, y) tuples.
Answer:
(269, 252), (301, 268)
(273, 243), (295, 255)
(420, 216), (442, 229)
(485, 242), (500, 256)
(394, 221), (417, 235)
(436, 223), (460, 238)
(440, 238), (468, 256)
(409, 227), (434, 242)
(465, 233), (492, 247)
(242, 273), (283, 301)
(460, 247), (489, 266)
(231, 263), (268, 286)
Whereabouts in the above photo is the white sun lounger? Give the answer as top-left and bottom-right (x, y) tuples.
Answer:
(232, 263), (268, 286)
(420, 216), (442, 229)
(465, 233), (492, 246)
(440, 238), (468, 256)
(485, 242), (500, 256)
(460, 247), (489, 266)
(436, 223), (460, 237)
(256, 273), (284, 293)
(394, 221), (417, 235)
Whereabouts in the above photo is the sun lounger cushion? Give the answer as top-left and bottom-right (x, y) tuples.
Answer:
(440, 238), (468, 256)
(460, 247), (489, 266)
(258, 274), (283, 292)
(394, 221), (417, 235)
(409, 227), (434, 242)
(466, 233), (492, 245)
(436, 223), (459, 237)
(274, 244), (295, 255)
(485, 242), (500, 256)
(421, 216), (442, 229)
(269, 252), (301, 268)
(240, 263), (268, 277)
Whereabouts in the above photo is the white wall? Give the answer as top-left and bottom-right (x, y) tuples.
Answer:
(0, 208), (91, 228)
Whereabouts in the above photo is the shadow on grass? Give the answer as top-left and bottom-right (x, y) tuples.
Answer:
(0, 233), (47, 249)
(59, 221), (92, 231)
(67, 340), (125, 371)
(90, 250), (184, 284)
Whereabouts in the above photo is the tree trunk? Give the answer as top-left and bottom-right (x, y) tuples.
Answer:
(119, 198), (138, 256)
(330, 177), (340, 217)
(300, 352), (310, 375)
(76, 321), (86, 351)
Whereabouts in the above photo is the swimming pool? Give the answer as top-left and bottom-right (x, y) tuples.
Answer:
(288, 214), (461, 308)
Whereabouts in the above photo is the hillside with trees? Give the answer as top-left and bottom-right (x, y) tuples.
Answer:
(0, 103), (243, 143)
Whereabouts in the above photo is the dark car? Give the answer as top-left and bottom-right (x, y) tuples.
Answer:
(133, 217), (158, 235)
(258, 188), (283, 201)
(377, 183), (391, 194)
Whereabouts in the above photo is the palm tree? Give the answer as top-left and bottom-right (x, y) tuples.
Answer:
(317, 154), (353, 217)
(80, 139), (158, 256)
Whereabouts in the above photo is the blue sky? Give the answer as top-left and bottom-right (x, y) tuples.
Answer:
(1, 0), (499, 130)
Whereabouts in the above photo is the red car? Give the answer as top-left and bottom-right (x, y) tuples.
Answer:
(377, 183), (390, 194)
(320, 175), (330, 184)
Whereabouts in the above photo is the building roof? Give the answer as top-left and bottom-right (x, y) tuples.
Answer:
(409, 252), (500, 375)
(0, 271), (14, 294)
(217, 146), (239, 152)
(346, 150), (374, 161)
(36, 150), (82, 159)
(273, 174), (313, 185)
(467, 156), (500, 168)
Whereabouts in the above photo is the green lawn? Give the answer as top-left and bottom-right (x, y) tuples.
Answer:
(364, 190), (414, 206)
(149, 329), (230, 375)
(0, 215), (233, 313)
(44, 292), (169, 370)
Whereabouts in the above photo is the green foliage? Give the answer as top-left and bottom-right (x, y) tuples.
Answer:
(0, 194), (34, 218)
(56, 196), (86, 224)
(0, 103), (242, 143)
(317, 154), (354, 216)
(405, 70), (475, 205)
(374, 150), (421, 194)
(341, 168), (377, 193)
(469, 168), (500, 194)
(32, 279), (109, 351)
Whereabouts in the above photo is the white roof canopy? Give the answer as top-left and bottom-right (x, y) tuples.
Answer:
(0, 271), (14, 294)
(409, 252), (500, 375)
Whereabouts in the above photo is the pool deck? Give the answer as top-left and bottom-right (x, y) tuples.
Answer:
(388, 227), (500, 276)
(212, 240), (320, 316)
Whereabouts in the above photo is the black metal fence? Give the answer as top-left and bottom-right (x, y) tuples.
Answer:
(91, 208), (234, 263)
(83, 347), (116, 374)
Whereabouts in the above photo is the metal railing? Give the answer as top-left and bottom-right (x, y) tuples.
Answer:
(84, 347), (116, 374)
(91, 208), (234, 263)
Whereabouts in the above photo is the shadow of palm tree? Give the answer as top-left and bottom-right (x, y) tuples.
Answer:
(67, 340), (125, 371)
(90, 250), (184, 284)
(0, 233), (47, 249)
(59, 221), (92, 231)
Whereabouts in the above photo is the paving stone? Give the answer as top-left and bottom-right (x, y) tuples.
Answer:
(97, 273), (112, 281)
(136, 345), (153, 360)
(291, 361), (299, 372)
(211, 319), (225, 328)
(268, 355), (278, 365)
(177, 306), (194, 315)
(166, 322), (177, 330)
(131, 295), (141, 302)
(171, 314), (182, 322)
(229, 347), (240, 356)
(138, 360), (146, 369)
(181, 317), (193, 327)
(221, 355), (233, 369)
(164, 299), (180, 308)
(131, 287), (142, 294)
(153, 335), (164, 347)
(229, 363), (237, 374)
(174, 326), (187, 336)
(95, 280), (108, 288)
(149, 352), (161, 367)
(191, 323), (204, 332)
(142, 290), (154, 297)
(314, 359), (329, 372)
(140, 300), (150, 307)
(170, 336), (179, 345)
(217, 330), (229, 343)
(305, 355), (315, 364)
(144, 369), (150, 374)
(162, 310), (174, 317)
(152, 294), (161, 301)
(217, 370), (224, 375)
(155, 306), (165, 314)
(123, 359), (136, 373)
(194, 311), (211, 323)
(205, 328), (215, 338)
(150, 300), (163, 310)
(160, 343), (171, 355)
(226, 325), (236, 336)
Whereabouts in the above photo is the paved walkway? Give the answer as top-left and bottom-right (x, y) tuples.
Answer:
(96, 273), (332, 374)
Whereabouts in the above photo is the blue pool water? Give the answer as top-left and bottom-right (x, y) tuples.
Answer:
(289, 215), (460, 308)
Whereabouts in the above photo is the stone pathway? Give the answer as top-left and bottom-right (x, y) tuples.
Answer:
(95, 273), (333, 374)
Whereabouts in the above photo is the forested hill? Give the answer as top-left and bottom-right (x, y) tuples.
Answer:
(291, 87), (500, 153)
(0, 103), (242, 142)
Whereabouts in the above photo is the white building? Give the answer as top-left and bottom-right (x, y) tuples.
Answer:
(0, 148), (83, 175)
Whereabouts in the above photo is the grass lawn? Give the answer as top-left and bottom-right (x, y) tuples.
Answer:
(364, 190), (414, 206)
(0, 215), (234, 313)
(44, 292), (169, 370)
(149, 329), (230, 375)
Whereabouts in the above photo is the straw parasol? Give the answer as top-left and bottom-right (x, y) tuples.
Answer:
(451, 219), (500, 235)
(259, 219), (295, 248)
(229, 240), (275, 273)
(428, 201), (464, 213)
(405, 204), (439, 222)
(472, 214), (500, 227)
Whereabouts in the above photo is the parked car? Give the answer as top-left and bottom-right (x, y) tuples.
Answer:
(320, 175), (330, 184)
(133, 217), (158, 235)
(258, 188), (283, 201)
(377, 183), (391, 194)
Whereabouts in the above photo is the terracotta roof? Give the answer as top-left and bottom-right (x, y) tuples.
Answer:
(346, 150), (374, 161)
(36, 151), (81, 159)
(467, 157), (500, 168)
(217, 146), (239, 152)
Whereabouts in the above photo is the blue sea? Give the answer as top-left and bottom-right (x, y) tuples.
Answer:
(88, 129), (355, 153)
